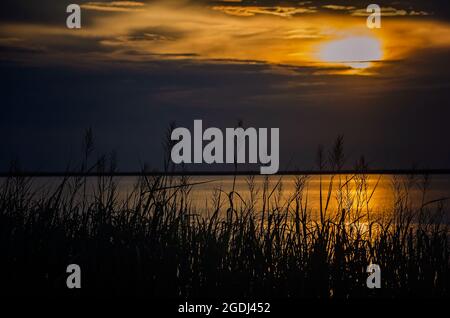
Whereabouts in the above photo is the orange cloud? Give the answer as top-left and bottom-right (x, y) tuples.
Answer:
(82, 1), (145, 12)
(0, 1), (448, 75)
(211, 6), (317, 17)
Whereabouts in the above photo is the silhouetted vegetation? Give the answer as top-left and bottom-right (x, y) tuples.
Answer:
(1, 134), (449, 299)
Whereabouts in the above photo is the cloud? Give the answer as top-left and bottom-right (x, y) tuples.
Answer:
(322, 5), (356, 11)
(82, 1), (145, 12)
(409, 11), (430, 16)
(3, 48), (450, 171)
(351, 6), (429, 17)
(0, 1), (450, 170)
(0, 0), (447, 74)
(211, 6), (317, 17)
(0, 37), (46, 56)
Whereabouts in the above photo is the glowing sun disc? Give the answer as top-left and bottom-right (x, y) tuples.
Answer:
(318, 36), (382, 69)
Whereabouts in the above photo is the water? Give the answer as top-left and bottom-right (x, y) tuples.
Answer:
(116, 174), (450, 221)
(6, 174), (450, 222)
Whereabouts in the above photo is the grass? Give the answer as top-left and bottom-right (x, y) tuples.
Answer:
(1, 135), (449, 299)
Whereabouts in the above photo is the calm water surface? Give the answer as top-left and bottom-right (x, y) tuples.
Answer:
(118, 174), (450, 220)
(7, 174), (450, 221)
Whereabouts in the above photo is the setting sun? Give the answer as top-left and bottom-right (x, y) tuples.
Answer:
(318, 36), (383, 69)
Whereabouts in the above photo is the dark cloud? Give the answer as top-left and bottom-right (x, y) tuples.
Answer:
(0, 0), (141, 27)
(1, 48), (450, 171)
(1, 0), (450, 171)
(209, 0), (450, 20)
(1, 1), (449, 25)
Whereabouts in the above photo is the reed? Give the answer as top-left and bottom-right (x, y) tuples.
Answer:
(1, 136), (448, 299)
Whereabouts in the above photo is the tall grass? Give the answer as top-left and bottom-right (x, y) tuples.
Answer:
(1, 135), (449, 299)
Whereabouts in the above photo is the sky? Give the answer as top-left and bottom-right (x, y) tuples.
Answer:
(1, 0), (450, 172)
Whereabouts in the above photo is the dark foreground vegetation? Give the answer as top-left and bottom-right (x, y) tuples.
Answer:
(1, 136), (449, 299)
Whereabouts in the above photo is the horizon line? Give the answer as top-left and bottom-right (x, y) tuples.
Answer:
(2, 169), (450, 177)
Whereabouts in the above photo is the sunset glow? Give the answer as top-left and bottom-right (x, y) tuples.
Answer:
(1, 2), (449, 76)
(318, 36), (383, 69)
(2, 0), (450, 302)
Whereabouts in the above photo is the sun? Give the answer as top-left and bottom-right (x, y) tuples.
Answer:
(318, 36), (383, 69)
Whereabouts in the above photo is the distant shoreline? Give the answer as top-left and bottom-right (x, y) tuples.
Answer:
(2, 169), (450, 177)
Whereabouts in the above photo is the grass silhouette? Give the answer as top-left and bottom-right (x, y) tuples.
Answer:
(1, 133), (449, 299)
